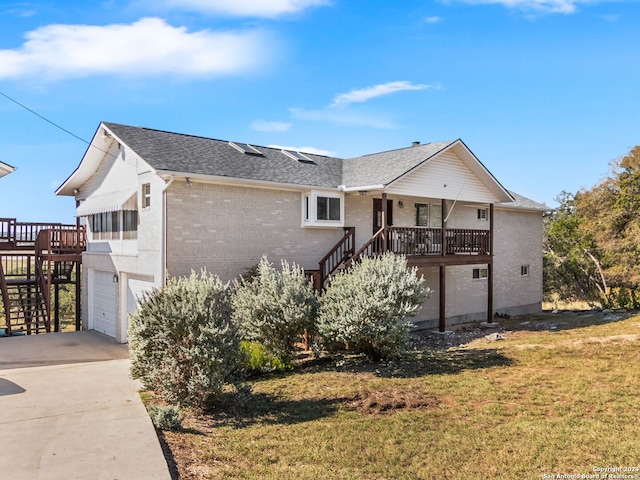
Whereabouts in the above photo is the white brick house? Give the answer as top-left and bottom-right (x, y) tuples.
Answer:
(57, 122), (547, 343)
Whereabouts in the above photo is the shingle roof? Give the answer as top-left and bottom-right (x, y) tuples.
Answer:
(342, 141), (455, 187)
(498, 191), (549, 212)
(99, 122), (545, 212)
(103, 123), (344, 188)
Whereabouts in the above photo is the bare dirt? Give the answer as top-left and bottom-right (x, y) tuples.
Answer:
(349, 387), (440, 414)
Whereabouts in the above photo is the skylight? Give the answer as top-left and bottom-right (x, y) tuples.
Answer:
(229, 141), (264, 156)
(281, 149), (316, 164)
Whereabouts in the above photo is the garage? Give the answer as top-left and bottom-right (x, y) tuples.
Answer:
(91, 270), (118, 338)
(125, 276), (155, 343)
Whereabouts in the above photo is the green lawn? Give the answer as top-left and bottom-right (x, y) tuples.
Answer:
(159, 312), (640, 479)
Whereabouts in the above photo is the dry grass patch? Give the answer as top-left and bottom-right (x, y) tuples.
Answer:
(151, 311), (640, 479)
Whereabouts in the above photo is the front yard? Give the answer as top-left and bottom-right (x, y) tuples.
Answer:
(154, 311), (640, 479)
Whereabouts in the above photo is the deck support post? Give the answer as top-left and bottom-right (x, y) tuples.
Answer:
(381, 192), (388, 252)
(441, 198), (447, 256)
(54, 283), (60, 332)
(439, 265), (446, 332)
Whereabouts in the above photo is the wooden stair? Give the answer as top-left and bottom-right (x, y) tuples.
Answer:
(0, 278), (49, 335)
(1, 226), (85, 336)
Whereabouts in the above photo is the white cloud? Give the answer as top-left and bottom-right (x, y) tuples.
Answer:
(250, 120), (292, 132)
(160, 0), (330, 17)
(268, 144), (334, 156)
(450, 0), (624, 14)
(289, 107), (397, 129)
(424, 16), (442, 23)
(0, 17), (274, 81)
(330, 81), (434, 108)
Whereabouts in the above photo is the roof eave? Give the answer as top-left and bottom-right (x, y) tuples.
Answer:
(156, 169), (342, 192)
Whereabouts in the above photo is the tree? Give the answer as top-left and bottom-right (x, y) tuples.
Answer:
(544, 146), (640, 308)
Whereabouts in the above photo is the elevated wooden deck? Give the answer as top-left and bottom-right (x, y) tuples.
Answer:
(0, 220), (86, 336)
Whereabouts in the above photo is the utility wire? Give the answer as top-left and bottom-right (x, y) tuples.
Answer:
(0, 90), (91, 146)
(0, 90), (118, 161)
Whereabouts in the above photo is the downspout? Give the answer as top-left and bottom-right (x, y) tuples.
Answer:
(161, 175), (175, 286)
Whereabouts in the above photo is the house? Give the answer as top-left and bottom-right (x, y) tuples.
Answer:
(0, 161), (15, 180)
(56, 122), (547, 343)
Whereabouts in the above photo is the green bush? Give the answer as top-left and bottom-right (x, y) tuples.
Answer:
(317, 253), (429, 360)
(240, 340), (290, 374)
(233, 256), (318, 365)
(129, 270), (242, 409)
(148, 405), (182, 431)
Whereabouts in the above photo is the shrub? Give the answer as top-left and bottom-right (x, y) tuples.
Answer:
(317, 253), (429, 360)
(129, 270), (242, 409)
(240, 340), (291, 374)
(233, 256), (319, 365)
(148, 405), (182, 431)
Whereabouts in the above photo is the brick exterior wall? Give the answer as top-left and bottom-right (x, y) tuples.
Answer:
(166, 181), (345, 281)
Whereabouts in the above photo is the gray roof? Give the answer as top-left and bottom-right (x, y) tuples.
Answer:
(498, 191), (549, 212)
(342, 141), (455, 187)
(104, 123), (344, 188)
(100, 122), (545, 211)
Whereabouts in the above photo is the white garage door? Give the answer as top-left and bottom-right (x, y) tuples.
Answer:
(92, 270), (118, 338)
(126, 277), (155, 342)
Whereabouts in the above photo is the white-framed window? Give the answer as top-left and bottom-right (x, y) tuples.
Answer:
(472, 267), (488, 280)
(142, 183), (151, 208)
(477, 208), (488, 221)
(302, 191), (344, 227)
(90, 210), (138, 241)
(521, 265), (530, 276)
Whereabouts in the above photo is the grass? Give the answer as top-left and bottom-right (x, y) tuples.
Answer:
(155, 312), (640, 479)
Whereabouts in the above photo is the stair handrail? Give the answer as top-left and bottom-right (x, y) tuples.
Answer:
(344, 226), (387, 270)
(316, 227), (356, 289)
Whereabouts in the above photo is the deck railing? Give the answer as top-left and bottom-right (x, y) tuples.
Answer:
(314, 226), (491, 290)
(0, 218), (81, 250)
(387, 227), (490, 256)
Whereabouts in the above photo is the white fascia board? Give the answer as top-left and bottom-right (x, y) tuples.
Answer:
(56, 123), (116, 196)
(0, 161), (16, 178)
(156, 169), (342, 193)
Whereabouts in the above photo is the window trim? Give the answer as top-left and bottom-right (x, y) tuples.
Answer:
(142, 183), (151, 209)
(477, 208), (488, 221)
(521, 265), (530, 276)
(302, 191), (344, 228)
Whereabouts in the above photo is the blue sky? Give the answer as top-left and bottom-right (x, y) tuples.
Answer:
(0, 0), (639, 222)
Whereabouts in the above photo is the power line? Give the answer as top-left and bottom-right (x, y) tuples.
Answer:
(0, 90), (91, 147)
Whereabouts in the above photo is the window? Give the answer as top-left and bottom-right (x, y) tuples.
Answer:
(477, 208), (488, 220)
(472, 268), (488, 279)
(282, 149), (316, 164)
(431, 204), (443, 228)
(317, 196), (341, 221)
(142, 184), (151, 208)
(229, 141), (264, 156)
(90, 210), (138, 240)
(302, 191), (344, 227)
(521, 265), (529, 276)
(415, 204), (429, 226)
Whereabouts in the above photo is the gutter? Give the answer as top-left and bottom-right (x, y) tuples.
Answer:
(160, 175), (175, 286)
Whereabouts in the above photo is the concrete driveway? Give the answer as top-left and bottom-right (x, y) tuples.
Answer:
(0, 331), (171, 480)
